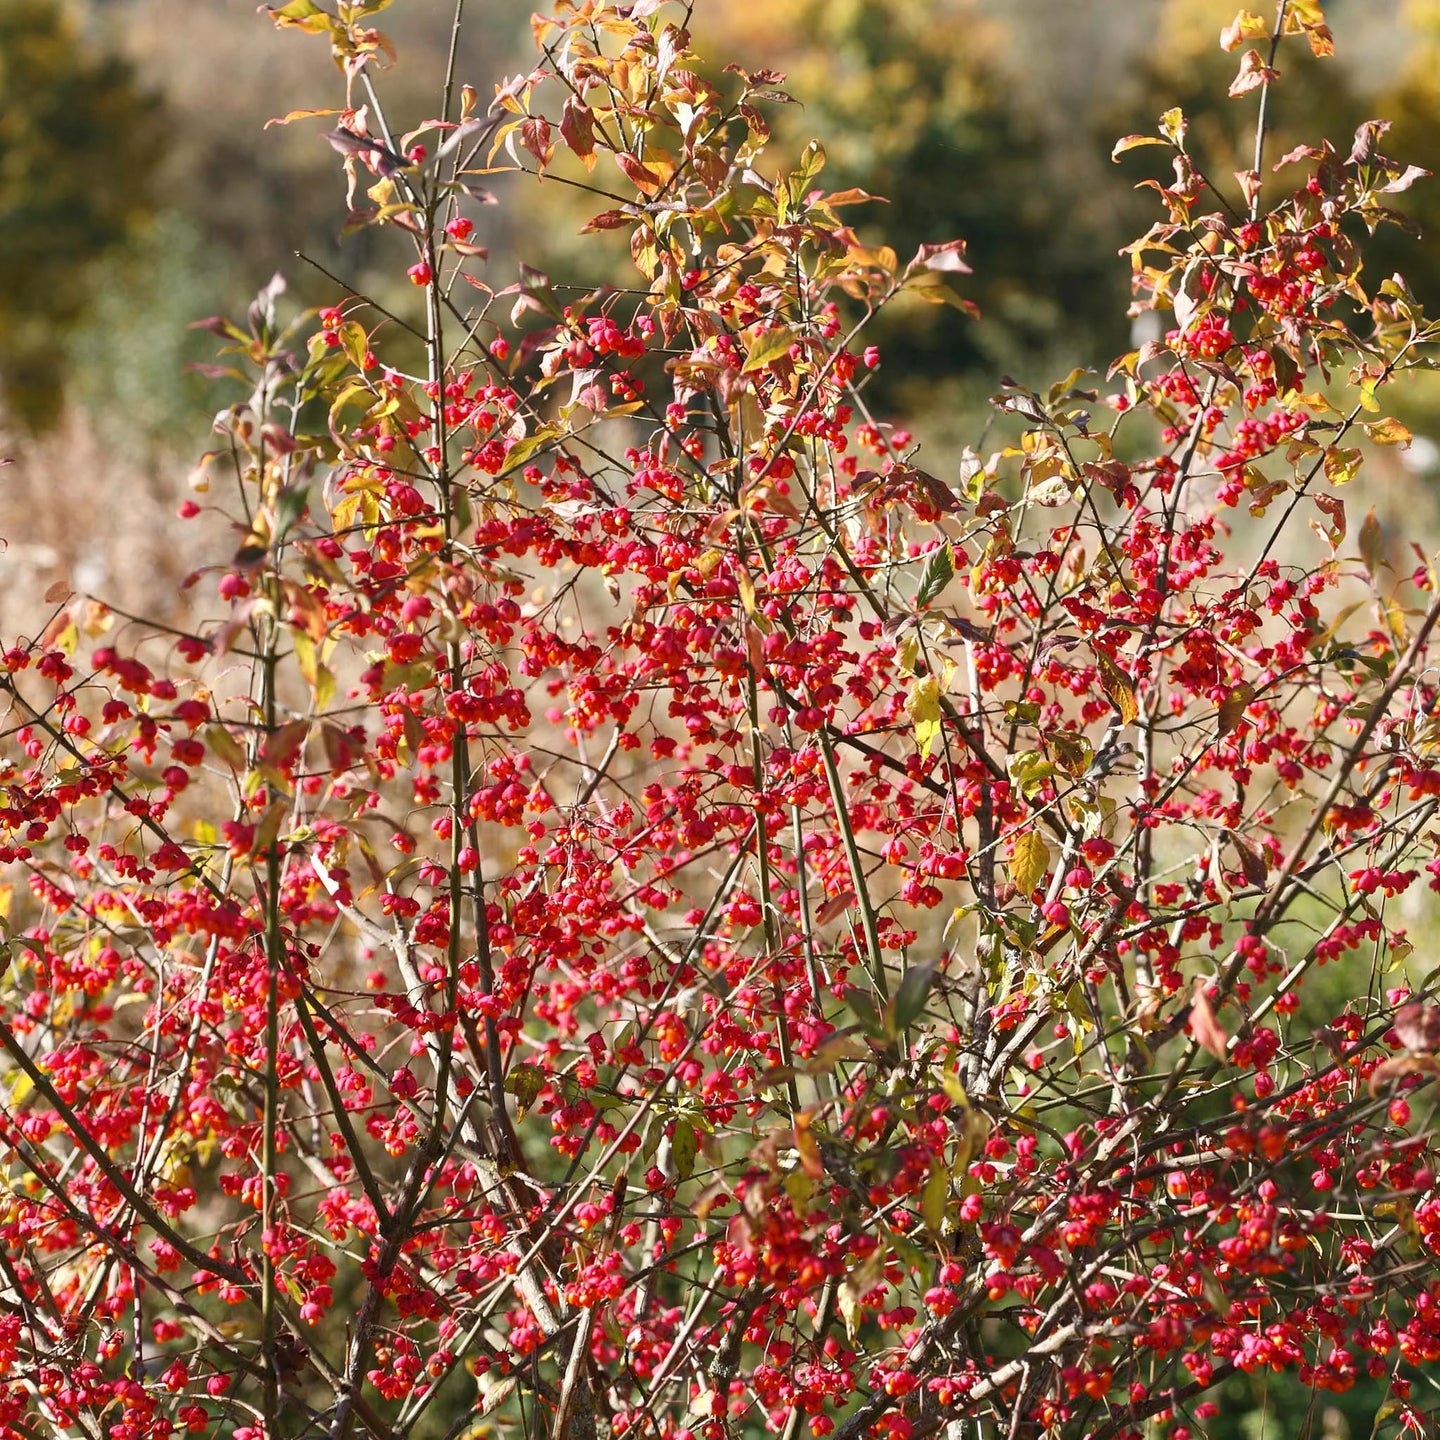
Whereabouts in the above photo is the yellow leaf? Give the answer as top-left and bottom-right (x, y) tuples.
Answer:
(1219, 9), (1269, 51)
(1111, 134), (1168, 161)
(1094, 649), (1139, 724)
(1365, 417), (1412, 447)
(1323, 445), (1363, 485)
(906, 675), (943, 759)
(738, 568), (757, 616)
(1009, 830), (1050, 896)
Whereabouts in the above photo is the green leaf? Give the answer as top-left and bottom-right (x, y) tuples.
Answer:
(888, 960), (938, 1036)
(274, 482), (310, 542)
(920, 1159), (949, 1236)
(742, 325), (796, 373)
(1006, 749), (1055, 800)
(671, 1119), (698, 1180)
(504, 1063), (546, 1117)
(499, 426), (559, 476)
(914, 543), (953, 609)
(843, 985), (885, 1038)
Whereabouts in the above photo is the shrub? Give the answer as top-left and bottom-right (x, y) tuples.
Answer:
(2, 3), (1440, 1439)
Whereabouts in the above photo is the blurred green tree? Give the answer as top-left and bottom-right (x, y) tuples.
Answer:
(0, 0), (163, 430)
(1372, 0), (1440, 313)
(695, 0), (1139, 407)
(66, 213), (232, 454)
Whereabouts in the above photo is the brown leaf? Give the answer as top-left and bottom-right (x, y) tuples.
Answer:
(261, 718), (310, 772)
(581, 208), (635, 233)
(1349, 119), (1392, 166)
(324, 127), (410, 178)
(1230, 833), (1269, 888)
(793, 1112), (824, 1179)
(1313, 492), (1346, 545)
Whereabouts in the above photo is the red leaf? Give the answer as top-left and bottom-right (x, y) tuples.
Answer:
(581, 208), (634, 233)
(814, 891), (857, 925)
(560, 98), (595, 169)
(521, 116), (553, 169)
(1189, 983), (1229, 1061)
(1394, 1002), (1440, 1054)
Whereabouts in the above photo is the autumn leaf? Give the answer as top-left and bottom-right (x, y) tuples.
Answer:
(1323, 445), (1363, 485)
(1094, 649), (1139, 724)
(1112, 134), (1169, 161)
(1219, 9), (1269, 52)
(1189, 983), (1229, 1061)
(1228, 48), (1278, 97)
(1009, 831), (1050, 896)
(1359, 507), (1385, 581)
(616, 151), (664, 195)
(1393, 1003), (1440, 1054)
(907, 674), (943, 759)
(1365, 417), (1412, 447)
(520, 116), (553, 169)
(560, 97), (596, 170)
(1217, 683), (1253, 737)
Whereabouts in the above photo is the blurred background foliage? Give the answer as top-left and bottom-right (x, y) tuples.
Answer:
(2, 0), (1438, 446)
(6, 0), (1440, 660)
(0, 0), (163, 431)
